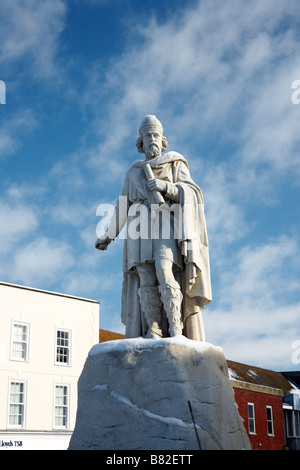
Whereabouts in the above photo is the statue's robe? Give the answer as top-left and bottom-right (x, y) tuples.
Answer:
(105, 151), (212, 341)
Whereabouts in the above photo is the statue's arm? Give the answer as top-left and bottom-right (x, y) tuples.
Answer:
(151, 160), (191, 202)
(147, 178), (180, 202)
(95, 175), (129, 251)
(168, 160), (202, 202)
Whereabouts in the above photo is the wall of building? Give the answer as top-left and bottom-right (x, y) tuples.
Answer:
(233, 386), (285, 450)
(0, 283), (99, 449)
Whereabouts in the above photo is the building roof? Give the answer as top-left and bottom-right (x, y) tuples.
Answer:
(0, 281), (99, 304)
(99, 329), (125, 343)
(282, 372), (300, 389)
(228, 360), (295, 396)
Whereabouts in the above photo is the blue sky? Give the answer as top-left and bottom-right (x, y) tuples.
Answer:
(1, 0), (300, 371)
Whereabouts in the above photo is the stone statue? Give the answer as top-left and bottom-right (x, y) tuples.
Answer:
(95, 115), (212, 341)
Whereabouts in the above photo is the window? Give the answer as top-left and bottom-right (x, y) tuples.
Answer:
(248, 403), (256, 434)
(55, 329), (71, 365)
(10, 321), (30, 361)
(295, 411), (300, 437)
(266, 406), (274, 435)
(8, 380), (26, 428)
(54, 384), (69, 428)
(286, 410), (294, 437)
(286, 410), (300, 437)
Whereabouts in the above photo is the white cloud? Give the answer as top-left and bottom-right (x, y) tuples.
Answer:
(202, 164), (248, 256)
(221, 236), (300, 308)
(205, 235), (300, 368)
(63, 271), (100, 298)
(206, 302), (300, 370)
(0, 109), (38, 157)
(83, 0), (300, 184)
(0, 200), (39, 254)
(42, 0), (300, 211)
(49, 201), (89, 227)
(10, 237), (74, 287)
(0, 0), (67, 79)
(239, 61), (300, 175)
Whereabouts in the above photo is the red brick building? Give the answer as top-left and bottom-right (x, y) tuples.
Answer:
(233, 387), (284, 450)
(227, 361), (293, 450)
(99, 329), (125, 343)
(228, 361), (300, 450)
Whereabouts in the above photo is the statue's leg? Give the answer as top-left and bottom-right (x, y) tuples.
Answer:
(155, 259), (183, 337)
(136, 263), (163, 338)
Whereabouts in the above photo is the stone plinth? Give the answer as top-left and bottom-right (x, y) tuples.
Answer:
(68, 336), (251, 450)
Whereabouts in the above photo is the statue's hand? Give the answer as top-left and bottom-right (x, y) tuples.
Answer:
(147, 178), (167, 193)
(95, 236), (111, 251)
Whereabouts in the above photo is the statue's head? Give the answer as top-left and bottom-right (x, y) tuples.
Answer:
(136, 115), (168, 157)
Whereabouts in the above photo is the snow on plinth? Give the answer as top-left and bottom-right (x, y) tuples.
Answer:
(68, 336), (251, 450)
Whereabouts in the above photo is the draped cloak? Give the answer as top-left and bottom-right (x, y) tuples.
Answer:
(105, 151), (212, 341)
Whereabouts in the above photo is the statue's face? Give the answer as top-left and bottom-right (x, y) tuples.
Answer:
(142, 130), (163, 158)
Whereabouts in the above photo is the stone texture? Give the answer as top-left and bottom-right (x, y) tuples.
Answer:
(68, 336), (251, 450)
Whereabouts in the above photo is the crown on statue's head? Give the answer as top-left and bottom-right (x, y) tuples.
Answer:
(139, 115), (163, 135)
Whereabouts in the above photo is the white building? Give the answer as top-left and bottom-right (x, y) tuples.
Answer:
(0, 282), (99, 450)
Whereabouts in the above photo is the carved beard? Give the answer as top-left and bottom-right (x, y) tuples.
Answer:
(146, 143), (160, 157)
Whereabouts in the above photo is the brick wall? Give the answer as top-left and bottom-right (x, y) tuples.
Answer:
(233, 387), (285, 450)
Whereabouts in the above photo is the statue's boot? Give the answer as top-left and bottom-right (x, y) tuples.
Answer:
(138, 286), (163, 338)
(158, 283), (183, 336)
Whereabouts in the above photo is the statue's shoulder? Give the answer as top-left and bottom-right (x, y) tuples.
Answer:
(163, 151), (189, 168)
(123, 160), (144, 182)
(127, 153), (188, 171)
(164, 151), (184, 159)
(131, 159), (144, 167)
(126, 159), (144, 173)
